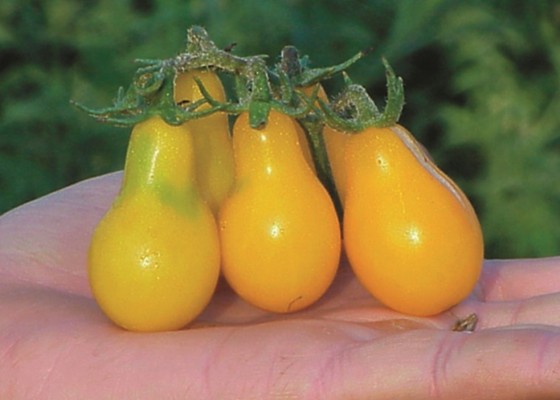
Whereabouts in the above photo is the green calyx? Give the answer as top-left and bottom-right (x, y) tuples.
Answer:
(315, 58), (405, 132)
(72, 26), (404, 131)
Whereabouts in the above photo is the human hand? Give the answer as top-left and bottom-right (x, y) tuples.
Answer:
(1, 172), (559, 399)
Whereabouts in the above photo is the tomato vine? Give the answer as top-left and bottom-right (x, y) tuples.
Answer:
(73, 25), (404, 218)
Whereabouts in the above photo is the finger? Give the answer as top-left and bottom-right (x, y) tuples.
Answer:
(326, 326), (560, 400)
(478, 258), (560, 301)
(0, 172), (122, 296)
(453, 292), (560, 330)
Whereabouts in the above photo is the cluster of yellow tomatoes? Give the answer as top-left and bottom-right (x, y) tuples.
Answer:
(86, 34), (484, 332)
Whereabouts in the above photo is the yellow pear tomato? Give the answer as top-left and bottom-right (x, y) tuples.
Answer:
(219, 110), (341, 313)
(88, 116), (220, 331)
(343, 125), (484, 316)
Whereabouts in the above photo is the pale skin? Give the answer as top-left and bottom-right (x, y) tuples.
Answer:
(1, 172), (560, 399)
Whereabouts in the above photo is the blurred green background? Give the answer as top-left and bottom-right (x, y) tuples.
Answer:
(1, 0), (559, 258)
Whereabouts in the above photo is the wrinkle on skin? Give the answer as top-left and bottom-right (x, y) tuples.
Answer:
(1, 172), (560, 399)
(481, 258), (560, 301)
(428, 331), (465, 398)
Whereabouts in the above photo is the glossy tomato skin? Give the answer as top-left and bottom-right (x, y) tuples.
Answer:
(174, 70), (235, 215)
(219, 110), (341, 313)
(343, 125), (483, 316)
(88, 116), (220, 331)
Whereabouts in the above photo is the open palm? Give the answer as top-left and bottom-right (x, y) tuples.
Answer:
(1, 172), (559, 399)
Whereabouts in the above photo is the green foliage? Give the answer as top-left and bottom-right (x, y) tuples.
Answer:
(1, 0), (559, 258)
(436, 1), (560, 257)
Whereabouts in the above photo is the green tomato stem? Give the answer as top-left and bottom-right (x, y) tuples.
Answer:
(300, 119), (343, 221)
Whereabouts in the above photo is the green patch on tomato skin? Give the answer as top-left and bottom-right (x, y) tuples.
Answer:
(116, 122), (203, 219)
